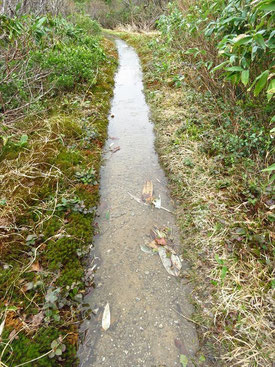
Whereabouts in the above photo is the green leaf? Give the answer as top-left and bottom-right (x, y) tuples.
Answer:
(36, 16), (47, 28)
(211, 61), (229, 72)
(221, 266), (228, 280)
(51, 340), (59, 349)
(55, 348), (62, 356)
(224, 66), (244, 72)
(254, 33), (266, 49)
(0, 198), (7, 206)
(258, 2), (275, 11)
(241, 70), (250, 86)
(267, 79), (275, 94)
(253, 70), (269, 96)
(199, 355), (206, 362)
(262, 163), (275, 172)
(233, 34), (252, 46)
(19, 134), (28, 146)
(215, 254), (224, 265)
(180, 354), (188, 367)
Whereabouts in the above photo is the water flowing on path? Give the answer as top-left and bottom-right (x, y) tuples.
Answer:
(79, 39), (199, 367)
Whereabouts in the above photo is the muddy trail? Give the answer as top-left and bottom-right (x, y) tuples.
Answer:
(79, 39), (199, 367)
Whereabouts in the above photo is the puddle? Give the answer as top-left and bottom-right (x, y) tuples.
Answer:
(78, 39), (198, 367)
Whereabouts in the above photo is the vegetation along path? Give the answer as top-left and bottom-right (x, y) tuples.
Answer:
(79, 39), (199, 367)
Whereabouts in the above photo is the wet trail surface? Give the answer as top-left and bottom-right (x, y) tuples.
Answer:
(79, 39), (198, 367)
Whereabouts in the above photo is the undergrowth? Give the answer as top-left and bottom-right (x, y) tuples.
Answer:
(113, 30), (274, 367)
(0, 15), (117, 366)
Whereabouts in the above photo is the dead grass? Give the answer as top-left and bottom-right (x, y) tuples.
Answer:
(150, 87), (274, 366)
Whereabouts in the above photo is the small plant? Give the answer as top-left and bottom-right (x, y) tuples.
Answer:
(75, 167), (97, 185)
(49, 337), (66, 359)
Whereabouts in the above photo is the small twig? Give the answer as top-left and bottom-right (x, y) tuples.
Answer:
(128, 192), (147, 205)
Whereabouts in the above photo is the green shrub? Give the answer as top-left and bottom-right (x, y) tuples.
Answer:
(0, 14), (105, 121)
(157, 0), (275, 99)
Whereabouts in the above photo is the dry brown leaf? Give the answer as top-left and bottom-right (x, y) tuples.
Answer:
(142, 181), (154, 203)
(31, 261), (42, 272)
(31, 311), (44, 328)
(0, 217), (11, 227)
(111, 146), (120, 153)
(8, 329), (17, 340)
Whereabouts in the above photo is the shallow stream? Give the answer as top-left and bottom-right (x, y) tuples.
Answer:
(78, 39), (198, 367)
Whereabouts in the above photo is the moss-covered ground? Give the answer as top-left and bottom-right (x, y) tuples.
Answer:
(0, 38), (117, 366)
(110, 31), (274, 366)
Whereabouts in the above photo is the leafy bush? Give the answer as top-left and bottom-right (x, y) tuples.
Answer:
(157, 0), (275, 99)
(207, 0), (275, 99)
(0, 14), (105, 122)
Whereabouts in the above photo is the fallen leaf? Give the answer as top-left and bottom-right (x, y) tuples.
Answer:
(152, 195), (162, 209)
(155, 237), (166, 246)
(180, 354), (188, 367)
(142, 181), (154, 203)
(171, 253), (182, 272)
(140, 244), (155, 254)
(165, 245), (176, 254)
(152, 196), (173, 213)
(156, 229), (167, 238)
(111, 146), (120, 153)
(102, 303), (110, 331)
(31, 261), (42, 272)
(31, 311), (44, 328)
(0, 217), (10, 227)
(8, 329), (17, 340)
(147, 240), (159, 250)
(158, 247), (180, 276)
(128, 192), (146, 205)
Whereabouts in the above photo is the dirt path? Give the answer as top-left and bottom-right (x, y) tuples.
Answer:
(78, 39), (199, 367)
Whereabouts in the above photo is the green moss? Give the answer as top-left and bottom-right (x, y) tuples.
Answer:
(0, 143), (22, 161)
(35, 181), (58, 200)
(43, 217), (63, 239)
(1, 326), (76, 367)
(67, 212), (93, 239)
(75, 186), (99, 207)
(51, 148), (83, 172)
(58, 117), (83, 140)
(58, 259), (84, 285)
(46, 213), (93, 285)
